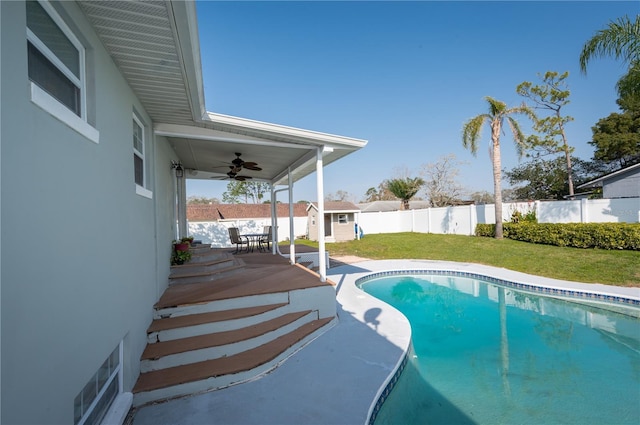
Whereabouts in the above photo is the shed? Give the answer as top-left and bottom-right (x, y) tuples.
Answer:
(307, 201), (360, 242)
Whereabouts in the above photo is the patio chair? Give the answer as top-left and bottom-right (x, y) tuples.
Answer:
(228, 227), (249, 254)
(259, 225), (272, 251)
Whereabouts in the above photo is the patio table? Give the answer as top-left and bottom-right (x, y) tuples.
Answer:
(242, 233), (269, 252)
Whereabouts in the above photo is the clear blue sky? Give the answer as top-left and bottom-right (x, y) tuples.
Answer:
(187, 1), (639, 203)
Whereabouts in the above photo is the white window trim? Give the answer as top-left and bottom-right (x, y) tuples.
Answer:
(338, 214), (348, 224)
(133, 114), (153, 199)
(30, 83), (99, 143)
(27, 0), (98, 143)
(76, 341), (123, 425)
(136, 184), (153, 199)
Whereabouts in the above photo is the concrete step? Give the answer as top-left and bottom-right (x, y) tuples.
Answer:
(187, 247), (230, 264)
(133, 317), (335, 406)
(147, 302), (289, 343)
(140, 311), (317, 372)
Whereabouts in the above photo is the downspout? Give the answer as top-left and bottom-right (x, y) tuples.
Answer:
(176, 168), (187, 239)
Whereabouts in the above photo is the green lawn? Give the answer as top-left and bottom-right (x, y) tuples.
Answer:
(291, 233), (640, 287)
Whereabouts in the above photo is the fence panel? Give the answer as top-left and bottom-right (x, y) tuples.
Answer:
(190, 198), (639, 246)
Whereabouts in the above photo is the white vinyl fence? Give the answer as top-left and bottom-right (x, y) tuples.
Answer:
(357, 198), (640, 237)
(189, 198), (640, 246)
(188, 217), (308, 247)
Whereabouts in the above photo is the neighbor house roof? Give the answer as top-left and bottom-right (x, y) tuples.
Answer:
(577, 162), (640, 189)
(187, 204), (308, 221)
(306, 202), (360, 213)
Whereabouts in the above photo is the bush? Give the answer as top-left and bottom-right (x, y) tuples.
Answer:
(475, 222), (640, 250)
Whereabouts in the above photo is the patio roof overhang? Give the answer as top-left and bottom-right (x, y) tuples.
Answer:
(79, 1), (367, 187)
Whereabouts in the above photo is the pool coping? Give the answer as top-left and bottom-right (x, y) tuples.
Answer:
(328, 259), (640, 425)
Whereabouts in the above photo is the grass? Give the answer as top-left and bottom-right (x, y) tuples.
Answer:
(290, 233), (640, 287)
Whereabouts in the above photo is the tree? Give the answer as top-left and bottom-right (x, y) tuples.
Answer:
(325, 190), (354, 202)
(420, 154), (466, 207)
(469, 191), (494, 204)
(462, 96), (533, 239)
(222, 181), (270, 204)
(579, 15), (640, 108)
(187, 196), (219, 205)
(385, 177), (424, 210)
(516, 71), (576, 197)
(363, 181), (396, 202)
(589, 111), (640, 169)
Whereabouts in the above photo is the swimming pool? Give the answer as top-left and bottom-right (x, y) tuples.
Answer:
(358, 272), (640, 425)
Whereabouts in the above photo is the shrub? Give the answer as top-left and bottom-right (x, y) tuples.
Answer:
(475, 222), (640, 250)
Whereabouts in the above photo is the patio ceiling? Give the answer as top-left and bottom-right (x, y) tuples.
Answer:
(79, 1), (366, 187)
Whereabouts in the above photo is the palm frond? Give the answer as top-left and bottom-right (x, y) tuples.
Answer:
(580, 15), (640, 73)
(462, 115), (487, 155)
(506, 116), (527, 158)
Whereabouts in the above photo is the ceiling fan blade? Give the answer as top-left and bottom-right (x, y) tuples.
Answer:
(242, 164), (262, 171)
(235, 175), (252, 181)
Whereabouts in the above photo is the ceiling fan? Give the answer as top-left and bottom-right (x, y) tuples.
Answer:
(211, 152), (260, 181)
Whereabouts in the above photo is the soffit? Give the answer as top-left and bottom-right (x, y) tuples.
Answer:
(78, 0), (203, 124)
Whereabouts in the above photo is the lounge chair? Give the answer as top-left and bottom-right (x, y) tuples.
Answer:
(228, 227), (249, 254)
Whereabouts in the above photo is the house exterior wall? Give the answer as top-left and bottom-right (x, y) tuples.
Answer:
(1, 2), (177, 423)
(603, 167), (640, 198)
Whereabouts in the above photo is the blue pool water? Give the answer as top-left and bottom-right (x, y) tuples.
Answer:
(359, 274), (640, 425)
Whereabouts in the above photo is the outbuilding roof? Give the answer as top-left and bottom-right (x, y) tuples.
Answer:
(306, 201), (360, 213)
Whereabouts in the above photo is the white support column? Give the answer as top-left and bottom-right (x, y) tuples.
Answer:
(270, 184), (277, 254)
(288, 168), (295, 265)
(316, 147), (328, 282)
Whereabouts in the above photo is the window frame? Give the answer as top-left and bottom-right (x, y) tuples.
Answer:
(74, 341), (123, 425)
(133, 113), (153, 199)
(26, 0), (99, 143)
(337, 214), (348, 224)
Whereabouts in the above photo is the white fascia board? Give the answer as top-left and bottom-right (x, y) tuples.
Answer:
(206, 112), (368, 149)
(154, 123), (313, 149)
(168, 1), (207, 121)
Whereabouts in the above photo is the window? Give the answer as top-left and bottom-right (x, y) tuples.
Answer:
(338, 214), (348, 224)
(27, 0), (84, 117)
(133, 115), (145, 187)
(74, 342), (122, 425)
(26, 0), (98, 142)
(133, 114), (152, 198)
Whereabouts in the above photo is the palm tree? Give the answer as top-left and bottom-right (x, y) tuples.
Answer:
(386, 177), (424, 210)
(579, 15), (640, 105)
(462, 97), (532, 239)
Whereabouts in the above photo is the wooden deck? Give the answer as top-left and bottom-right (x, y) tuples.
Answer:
(156, 246), (331, 310)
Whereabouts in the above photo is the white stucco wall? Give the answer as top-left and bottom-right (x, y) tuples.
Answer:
(1, 2), (177, 423)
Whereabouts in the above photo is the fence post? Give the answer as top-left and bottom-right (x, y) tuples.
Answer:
(469, 204), (477, 236)
(581, 199), (588, 223)
(427, 207), (432, 233)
